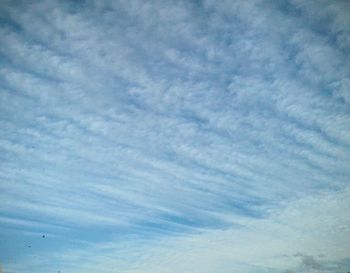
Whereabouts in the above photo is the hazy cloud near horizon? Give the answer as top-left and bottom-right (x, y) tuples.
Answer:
(0, 0), (350, 272)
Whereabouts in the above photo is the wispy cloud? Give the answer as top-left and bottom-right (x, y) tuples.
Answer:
(0, 0), (349, 272)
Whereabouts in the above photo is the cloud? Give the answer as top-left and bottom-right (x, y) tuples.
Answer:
(6, 187), (348, 273)
(0, 0), (349, 272)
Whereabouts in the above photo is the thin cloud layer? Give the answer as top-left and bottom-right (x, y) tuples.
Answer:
(0, 0), (349, 272)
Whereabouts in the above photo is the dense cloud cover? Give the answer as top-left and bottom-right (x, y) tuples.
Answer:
(0, 0), (350, 272)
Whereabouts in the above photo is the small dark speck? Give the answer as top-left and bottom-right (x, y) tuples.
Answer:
(42, 235), (45, 238)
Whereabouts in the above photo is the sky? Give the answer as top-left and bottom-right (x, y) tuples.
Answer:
(0, 0), (350, 272)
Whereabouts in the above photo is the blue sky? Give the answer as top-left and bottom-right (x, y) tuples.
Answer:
(0, 0), (350, 272)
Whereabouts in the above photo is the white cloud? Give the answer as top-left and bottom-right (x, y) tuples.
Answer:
(7, 187), (347, 273)
(0, 0), (349, 272)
